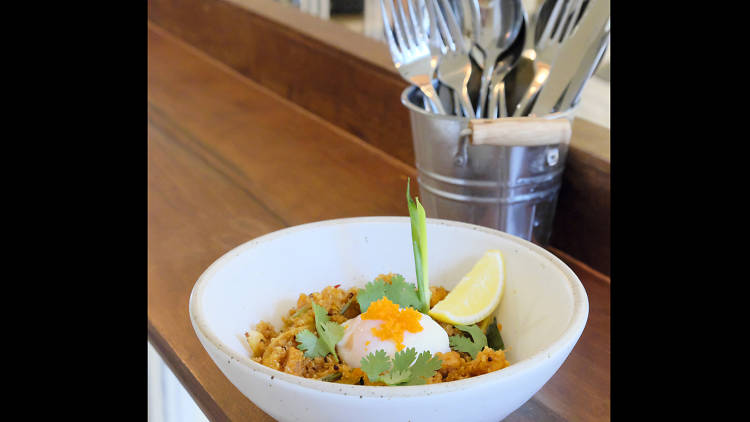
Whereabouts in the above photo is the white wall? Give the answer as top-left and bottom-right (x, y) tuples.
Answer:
(147, 342), (209, 422)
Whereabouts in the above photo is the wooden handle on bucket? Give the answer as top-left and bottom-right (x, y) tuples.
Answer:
(469, 117), (572, 146)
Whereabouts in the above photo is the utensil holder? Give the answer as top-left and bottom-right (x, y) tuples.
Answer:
(401, 86), (574, 245)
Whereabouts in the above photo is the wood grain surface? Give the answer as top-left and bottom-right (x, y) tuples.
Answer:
(148, 23), (610, 421)
(148, 0), (415, 171)
(147, 0), (610, 275)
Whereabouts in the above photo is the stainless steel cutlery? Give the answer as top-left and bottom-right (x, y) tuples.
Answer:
(381, 0), (447, 114)
(526, 0), (610, 116)
(380, 0), (610, 119)
(474, 0), (523, 118)
(511, 0), (585, 116)
(553, 12), (609, 112)
(431, 0), (476, 116)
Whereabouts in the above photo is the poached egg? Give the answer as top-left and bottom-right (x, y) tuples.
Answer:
(336, 297), (450, 368)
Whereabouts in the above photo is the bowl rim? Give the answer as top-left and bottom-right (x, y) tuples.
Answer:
(189, 216), (589, 398)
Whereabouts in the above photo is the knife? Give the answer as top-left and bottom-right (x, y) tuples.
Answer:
(558, 24), (609, 111)
(528, 0), (610, 116)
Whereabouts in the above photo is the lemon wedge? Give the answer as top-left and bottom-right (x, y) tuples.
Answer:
(428, 250), (505, 325)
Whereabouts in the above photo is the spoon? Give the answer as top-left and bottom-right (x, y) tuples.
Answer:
(474, 0), (523, 118)
(486, 13), (526, 118)
(435, 0), (480, 115)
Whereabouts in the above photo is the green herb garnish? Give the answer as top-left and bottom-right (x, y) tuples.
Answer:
(406, 179), (430, 313)
(356, 274), (421, 312)
(291, 303), (311, 318)
(360, 347), (442, 386)
(295, 329), (329, 358)
(339, 299), (353, 315)
(485, 316), (505, 351)
(320, 372), (342, 382)
(295, 302), (345, 362)
(360, 350), (391, 381)
(449, 324), (488, 359)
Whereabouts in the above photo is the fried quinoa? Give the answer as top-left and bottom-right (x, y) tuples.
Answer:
(246, 274), (510, 385)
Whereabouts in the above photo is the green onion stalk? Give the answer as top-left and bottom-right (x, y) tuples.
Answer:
(406, 178), (430, 313)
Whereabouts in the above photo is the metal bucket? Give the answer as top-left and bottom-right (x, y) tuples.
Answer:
(402, 86), (575, 245)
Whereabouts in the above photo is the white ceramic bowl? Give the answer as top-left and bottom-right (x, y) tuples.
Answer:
(189, 217), (588, 422)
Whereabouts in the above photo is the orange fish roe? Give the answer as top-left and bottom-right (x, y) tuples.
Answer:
(374, 273), (397, 284)
(360, 297), (423, 350)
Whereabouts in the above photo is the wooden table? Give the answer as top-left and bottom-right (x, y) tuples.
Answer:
(147, 23), (610, 422)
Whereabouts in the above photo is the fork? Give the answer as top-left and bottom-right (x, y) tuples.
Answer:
(381, 0), (446, 114)
(430, 0), (475, 117)
(511, 0), (585, 116)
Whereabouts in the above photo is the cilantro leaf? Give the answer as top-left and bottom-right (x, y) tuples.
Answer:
(310, 302), (345, 362)
(449, 324), (488, 359)
(318, 321), (345, 358)
(295, 310), (343, 360)
(356, 278), (388, 312)
(382, 369), (411, 385)
(392, 347), (418, 372)
(360, 349), (391, 382)
(404, 350), (443, 385)
(456, 324), (488, 347)
(312, 301), (332, 326)
(485, 316), (505, 351)
(356, 274), (421, 312)
(384, 275), (422, 310)
(295, 329), (328, 358)
(360, 348), (443, 386)
(449, 336), (480, 359)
